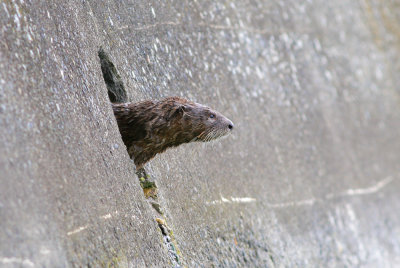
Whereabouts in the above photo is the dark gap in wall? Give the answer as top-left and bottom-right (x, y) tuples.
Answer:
(136, 169), (182, 267)
(156, 218), (181, 266)
(136, 168), (159, 200)
(98, 48), (127, 103)
(99, 48), (182, 266)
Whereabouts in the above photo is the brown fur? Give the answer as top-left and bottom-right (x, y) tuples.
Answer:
(112, 97), (234, 168)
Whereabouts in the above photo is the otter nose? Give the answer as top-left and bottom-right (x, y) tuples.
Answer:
(228, 122), (234, 130)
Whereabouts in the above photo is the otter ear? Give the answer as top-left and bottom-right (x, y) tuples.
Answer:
(178, 104), (191, 114)
(168, 105), (186, 120)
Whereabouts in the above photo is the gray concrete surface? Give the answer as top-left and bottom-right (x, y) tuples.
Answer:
(1, 0), (400, 267)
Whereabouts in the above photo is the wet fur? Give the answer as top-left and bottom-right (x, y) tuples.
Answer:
(112, 97), (233, 168)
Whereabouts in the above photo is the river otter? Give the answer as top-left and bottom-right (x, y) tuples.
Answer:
(112, 97), (234, 168)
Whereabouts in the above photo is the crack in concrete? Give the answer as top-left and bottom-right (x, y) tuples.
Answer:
(136, 168), (182, 267)
(96, 49), (183, 266)
(156, 218), (181, 268)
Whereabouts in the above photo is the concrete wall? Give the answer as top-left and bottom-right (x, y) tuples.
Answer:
(1, 0), (400, 267)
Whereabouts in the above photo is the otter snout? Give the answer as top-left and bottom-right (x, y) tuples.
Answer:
(227, 119), (234, 131)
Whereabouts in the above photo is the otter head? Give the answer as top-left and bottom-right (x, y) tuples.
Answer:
(177, 101), (234, 142)
(112, 96), (234, 168)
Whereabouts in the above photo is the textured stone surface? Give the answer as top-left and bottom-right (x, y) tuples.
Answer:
(0, 1), (169, 267)
(1, 0), (400, 267)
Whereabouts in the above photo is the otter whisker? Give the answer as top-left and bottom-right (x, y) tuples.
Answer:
(205, 133), (212, 142)
(206, 131), (215, 141)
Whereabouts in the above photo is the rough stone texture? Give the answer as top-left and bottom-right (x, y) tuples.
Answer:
(1, 0), (400, 267)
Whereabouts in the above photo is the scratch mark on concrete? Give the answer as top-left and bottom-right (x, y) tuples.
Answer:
(329, 176), (393, 198)
(100, 213), (112, 220)
(67, 211), (119, 236)
(0, 257), (34, 267)
(268, 176), (394, 209)
(40, 247), (51, 255)
(206, 195), (256, 205)
(86, 3), (100, 37)
(67, 224), (89, 236)
(115, 20), (279, 35)
(117, 21), (181, 31)
(231, 197), (257, 203)
(206, 176), (394, 208)
(265, 198), (317, 208)
(197, 22), (273, 35)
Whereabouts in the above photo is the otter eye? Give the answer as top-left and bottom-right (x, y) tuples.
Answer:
(210, 114), (215, 118)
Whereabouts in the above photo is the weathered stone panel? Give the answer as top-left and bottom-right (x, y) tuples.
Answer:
(1, 0), (400, 267)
